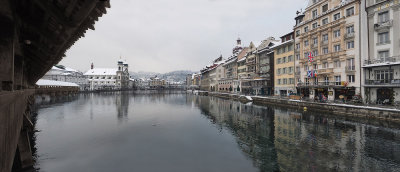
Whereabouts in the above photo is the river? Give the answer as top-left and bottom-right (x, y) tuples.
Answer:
(32, 92), (400, 172)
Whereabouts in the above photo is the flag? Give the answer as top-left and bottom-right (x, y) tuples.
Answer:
(308, 52), (314, 62)
(313, 70), (317, 78)
(307, 70), (312, 78)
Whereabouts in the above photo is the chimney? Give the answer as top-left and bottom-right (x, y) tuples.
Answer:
(91, 63), (94, 69)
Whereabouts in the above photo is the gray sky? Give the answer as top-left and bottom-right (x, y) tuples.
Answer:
(61, 0), (307, 73)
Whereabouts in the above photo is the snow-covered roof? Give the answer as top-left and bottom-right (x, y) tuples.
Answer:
(362, 61), (400, 68)
(36, 79), (79, 87)
(84, 68), (118, 76)
(237, 56), (247, 63)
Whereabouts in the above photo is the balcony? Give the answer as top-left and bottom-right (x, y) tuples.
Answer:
(374, 20), (393, 31)
(318, 68), (333, 74)
(344, 32), (354, 40)
(311, 43), (318, 48)
(345, 66), (355, 72)
(363, 56), (400, 67)
(322, 40), (328, 45)
(294, 71), (301, 76)
(297, 81), (343, 87)
(365, 79), (400, 87)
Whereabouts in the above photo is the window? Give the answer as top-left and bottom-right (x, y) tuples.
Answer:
(324, 77), (330, 85)
(347, 75), (355, 83)
(347, 41), (354, 49)
(289, 78), (295, 84)
(283, 57), (287, 63)
(283, 79), (288, 85)
(378, 32), (389, 44)
(289, 67), (293, 73)
(313, 37), (318, 45)
(335, 76), (341, 85)
(323, 62), (328, 68)
(322, 4), (328, 13)
(304, 40), (309, 46)
(296, 66), (300, 72)
(296, 43), (300, 50)
(322, 34), (328, 41)
(378, 50), (390, 62)
(346, 25), (354, 34)
(277, 58), (281, 64)
(296, 54), (300, 60)
(296, 30), (300, 37)
(347, 58), (355, 70)
(346, 7), (354, 17)
(304, 65), (309, 71)
(278, 79), (281, 85)
(313, 50), (318, 56)
(304, 26), (309, 33)
(323, 47), (329, 54)
(334, 60), (341, 68)
(334, 13), (341, 21)
(288, 44), (293, 51)
(312, 22), (318, 29)
(283, 68), (287, 74)
(334, 30), (341, 38)
(288, 55), (293, 62)
(277, 69), (281, 75)
(313, 63), (318, 70)
(378, 11), (389, 23)
(304, 52), (309, 59)
(312, 9), (318, 19)
(334, 44), (341, 52)
(322, 18), (329, 25)
(375, 70), (393, 83)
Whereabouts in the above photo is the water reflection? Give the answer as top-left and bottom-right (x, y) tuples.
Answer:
(188, 95), (400, 172)
(33, 93), (400, 172)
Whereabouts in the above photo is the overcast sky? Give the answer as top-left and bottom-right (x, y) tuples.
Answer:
(60, 0), (308, 73)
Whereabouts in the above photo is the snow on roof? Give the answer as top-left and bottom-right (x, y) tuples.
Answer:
(237, 56), (247, 62)
(52, 66), (64, 70)
(64, 67), (79, 73)
(362, 61), (400, 68)
(84, 68), (118, 76)
(36, 79), (79, 87)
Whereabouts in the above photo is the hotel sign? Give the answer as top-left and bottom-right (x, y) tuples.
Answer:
(375, 0), (399, 12)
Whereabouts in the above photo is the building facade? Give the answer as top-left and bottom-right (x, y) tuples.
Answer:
(362, 0), (400, 104)
(294, 0), (361, 101)
(273, 32), (295, 96)
(41, 65), (88, 90)
(84, 60), (130, 90)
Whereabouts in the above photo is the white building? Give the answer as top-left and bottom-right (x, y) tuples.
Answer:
(84, 60), (130, 90)
(41, 65), (88, 90)
(362, 0), (400, 104)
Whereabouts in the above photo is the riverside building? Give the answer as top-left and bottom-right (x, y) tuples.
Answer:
(273, 32), (295, 96)
(294, 0), (361, 101)
(84, 60), (130, 90)
(362, 0), (400, 104)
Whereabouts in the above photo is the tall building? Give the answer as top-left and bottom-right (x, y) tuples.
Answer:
(84, 60), (130, 90)
(254, 37), (279, 95)
(362, 0), (400, 104)
(273, 32), (295, 96)
(294, 0), (361, 101)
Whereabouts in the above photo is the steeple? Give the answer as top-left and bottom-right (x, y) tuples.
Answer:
(237, 37), (241, 46)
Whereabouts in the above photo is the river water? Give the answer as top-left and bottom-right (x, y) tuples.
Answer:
(33, 92), (400, 172)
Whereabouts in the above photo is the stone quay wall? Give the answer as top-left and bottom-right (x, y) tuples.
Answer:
(206, 92), (400, 123)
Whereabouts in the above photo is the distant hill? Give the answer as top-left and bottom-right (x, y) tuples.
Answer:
(130, 70), (196, 82)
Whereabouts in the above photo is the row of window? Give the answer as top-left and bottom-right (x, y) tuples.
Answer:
(91, 81), (116, 84)
(302, 58), (354, 70)
(276, 44), (294, 55)
(277, 78), (295, 85)
(296, 6), (355, 36)
(276, 55), (294, 64)
(296, 41), (355, 60)
(277, 67), (294, 75)
(304, 75), (355, 84)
